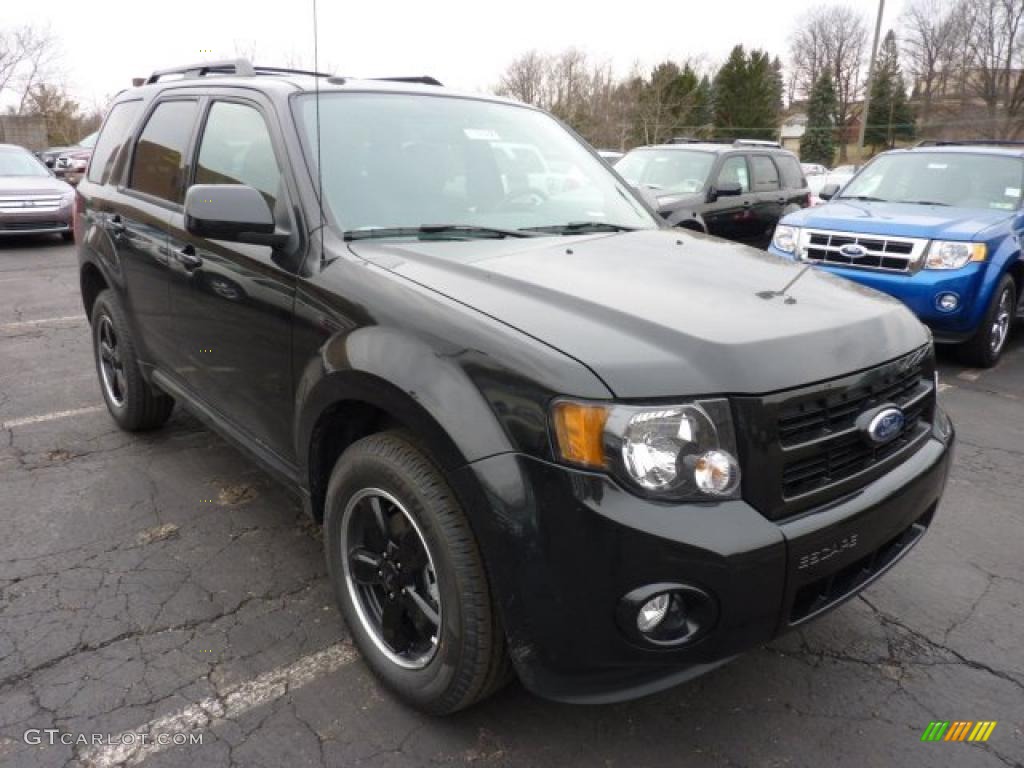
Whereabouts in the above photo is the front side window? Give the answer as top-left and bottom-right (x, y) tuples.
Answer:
(616, 149), (715, 196)
(717, 155), (750, 192)
(840, 152), (1024, 211)
(87, 101), (142, 185)
(129, 100), (199, 203)
(750, 156), (780, 191)
(294, 93), (656, 237)
(195, 101), (282, 209)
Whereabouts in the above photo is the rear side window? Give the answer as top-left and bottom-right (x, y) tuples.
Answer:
(128, 100), (199, 203)
(86, 101), (143, 185)
(775, 155), (805, 190)
(195, 101), (282, 209)
(750, 155), (780, 192)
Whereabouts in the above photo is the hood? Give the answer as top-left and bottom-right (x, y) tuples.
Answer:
(350, 229), (929, 398)
(0, 176), (73, 196)
(784, 200), (1010, 240)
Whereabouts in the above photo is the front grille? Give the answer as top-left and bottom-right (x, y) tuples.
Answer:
(799, 229), (928, 273)
(0, 220), (65, 231)
(0, 196), (64, 214)
(734, 346), (937, 520)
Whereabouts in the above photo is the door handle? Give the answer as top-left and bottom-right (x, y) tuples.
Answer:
(177, 245), (203, 271)
(742, 200), (752, 207)
(110, 214), (126, 235)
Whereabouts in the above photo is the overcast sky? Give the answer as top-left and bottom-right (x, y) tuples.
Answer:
(7, 0), (905, 109)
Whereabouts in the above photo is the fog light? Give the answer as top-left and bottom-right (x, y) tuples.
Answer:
(636, 593), (671, 633)
(693, 450), (740, 495)
(936, 292), (960, 312)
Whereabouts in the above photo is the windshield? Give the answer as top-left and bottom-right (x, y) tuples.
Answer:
(615, 149), (715, 195)
(294, 93), (656, 236)
(840, 152), (1024, 211)
(0, 149), (50, 177)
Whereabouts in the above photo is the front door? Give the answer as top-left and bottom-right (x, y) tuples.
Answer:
(704, 154), (758, 242)
(167, 97), (299, 459)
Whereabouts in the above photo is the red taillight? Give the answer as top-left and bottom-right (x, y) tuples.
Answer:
(73, 192), (85, 243)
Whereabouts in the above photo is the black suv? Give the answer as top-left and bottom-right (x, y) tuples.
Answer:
(77, 60), (954, 713)
(615, 140), (810, 246)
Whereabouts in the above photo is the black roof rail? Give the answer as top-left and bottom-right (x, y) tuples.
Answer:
(372, 76), (443, 86)
(915, 139), (1024, 148)
(144, 59), (332, 85)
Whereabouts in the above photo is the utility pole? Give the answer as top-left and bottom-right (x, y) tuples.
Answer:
(857, 0), (886, 160)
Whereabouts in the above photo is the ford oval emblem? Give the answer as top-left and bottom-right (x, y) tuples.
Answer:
(866, 407), (905, 444)
(839, 243), (867, 258)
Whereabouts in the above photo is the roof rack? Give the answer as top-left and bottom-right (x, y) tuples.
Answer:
(915, 139), (1024, 148)
(144, 59), (332, 84)
(665, 137), (781, 148)
(372, 76), (443, 86)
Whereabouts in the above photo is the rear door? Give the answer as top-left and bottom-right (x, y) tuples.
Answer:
(749, 154), (785, 244)
(703, 153), (758, 242)
(110, 98), (200, 367)
(166, 94), (300, 459)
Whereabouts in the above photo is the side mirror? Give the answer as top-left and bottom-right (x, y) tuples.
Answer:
(711, 180), (743, 200)
(184, 184), (288, 247)
(819, 183), (840, 201)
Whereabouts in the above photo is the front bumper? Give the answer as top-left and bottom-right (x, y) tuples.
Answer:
(0, 209), (73, 236)
(455, 416), (953, 704)
(768, 246), (985, 340)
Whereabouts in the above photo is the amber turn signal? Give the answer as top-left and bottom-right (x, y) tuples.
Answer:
(551, 401), (608, 468)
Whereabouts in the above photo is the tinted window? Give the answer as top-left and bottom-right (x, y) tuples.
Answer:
(129, 100), (198, 203)
(750, 155), (780, 191)
(195, 102), (282, 209)
(717, 155), (750, 192)
(775, 155), (805, 189)
(87, 101), (143, 185)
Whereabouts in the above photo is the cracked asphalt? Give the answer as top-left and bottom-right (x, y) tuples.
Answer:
(1, 237), (1022, 768)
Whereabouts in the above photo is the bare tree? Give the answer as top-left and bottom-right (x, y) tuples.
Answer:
(789, 5), (869, 160)
(962, 0), (1024, 138)
(495, 50), (548, 106)
(900, 0), (962, 128)
(10, 25), (60, 114)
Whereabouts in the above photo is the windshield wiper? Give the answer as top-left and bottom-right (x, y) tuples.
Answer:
(343, 224), (539, 241)
(836, 195), (889, 203)
(898, 199), (951, 207)
(522, 221), (638, 235)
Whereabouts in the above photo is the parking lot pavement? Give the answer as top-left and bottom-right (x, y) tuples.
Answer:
(0, 238), (1021, 768)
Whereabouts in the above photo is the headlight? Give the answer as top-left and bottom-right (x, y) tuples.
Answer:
(772, 225), (800, 254)
(551, 398), (741, 501)
(925, 241), (986, 270)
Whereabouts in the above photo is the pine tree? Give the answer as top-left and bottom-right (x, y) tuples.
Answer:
(865, 31), (916, 151)
(800, 72), (837, 166)
(712, 46), (782, 140)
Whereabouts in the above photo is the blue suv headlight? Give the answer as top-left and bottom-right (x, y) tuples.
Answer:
(925, 241), (987, 270)
(772, 225), (800, 254)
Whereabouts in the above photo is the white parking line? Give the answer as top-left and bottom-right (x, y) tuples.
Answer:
(957, 369), (982, 381)
(78, 642), (357, 768)
(0, 315), (83, 330)
(0, 406), (104, 430)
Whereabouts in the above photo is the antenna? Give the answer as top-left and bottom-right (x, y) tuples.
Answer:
(313, 0), (325, 266)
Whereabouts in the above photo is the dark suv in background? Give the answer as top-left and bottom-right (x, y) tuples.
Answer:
(76, 59), (953, 714)
(615, 139), (809, 246)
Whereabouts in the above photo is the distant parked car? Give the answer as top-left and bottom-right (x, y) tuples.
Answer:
(801, 163), (828, 176)
(54, 131), (98, 185)
(770, 142), (1024, 366)
(0, 143), (75, 240)
(807, 169), (856, 206)
(615, 140), (810, 246)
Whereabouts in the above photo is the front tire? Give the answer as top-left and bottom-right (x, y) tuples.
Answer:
(91, 290), (174, 431)
(957, 275), (1016, 368)
(324, 432), (509, 714)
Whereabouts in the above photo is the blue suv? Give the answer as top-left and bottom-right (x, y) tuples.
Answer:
(769, 142), (1024, 366)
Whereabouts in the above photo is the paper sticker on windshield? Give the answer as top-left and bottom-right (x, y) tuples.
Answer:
(927, 163), (948, 169)
(1005, 187), (1021, 198)
(464, 128), (500, 141)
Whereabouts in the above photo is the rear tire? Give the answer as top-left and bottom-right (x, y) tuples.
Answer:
(957, 275), (1016, 368)
(90, 290), (174, 431)
(324, 432), (510, 714)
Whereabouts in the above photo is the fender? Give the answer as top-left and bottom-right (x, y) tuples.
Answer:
(975, 227), (1023, 319)
(668, 209), (708, 234)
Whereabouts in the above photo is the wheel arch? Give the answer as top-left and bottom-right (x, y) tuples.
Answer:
(80, 259), (110, 321)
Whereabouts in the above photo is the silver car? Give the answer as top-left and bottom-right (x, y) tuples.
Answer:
(0, 144), (75, 240)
